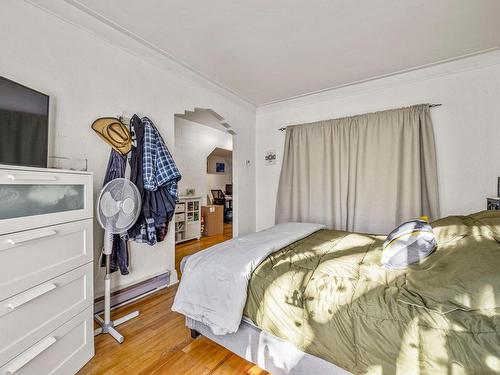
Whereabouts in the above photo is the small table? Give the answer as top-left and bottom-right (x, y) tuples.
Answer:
(486, 197), (500, 210)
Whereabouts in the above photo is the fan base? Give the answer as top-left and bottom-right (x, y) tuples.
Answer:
(93, 311), (139, 343)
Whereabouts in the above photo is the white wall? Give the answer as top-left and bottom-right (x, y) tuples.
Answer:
(207, 154), (232, 195)
(0, 0), (255, 294)
(207, 172), (232, 195)
(256, 51), (500, 231)
(175, 117), (232, 204)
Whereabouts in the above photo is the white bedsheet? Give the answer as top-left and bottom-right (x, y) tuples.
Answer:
(172, 222), (325, 335)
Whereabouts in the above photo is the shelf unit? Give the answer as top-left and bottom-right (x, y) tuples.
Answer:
(175, 196), (201, 244)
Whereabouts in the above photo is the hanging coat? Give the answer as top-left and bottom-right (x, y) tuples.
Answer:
(101, 148), (130, 275)
(128, 115), (181, 245)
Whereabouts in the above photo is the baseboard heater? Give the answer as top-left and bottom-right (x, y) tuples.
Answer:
(94, 271), (171, 314)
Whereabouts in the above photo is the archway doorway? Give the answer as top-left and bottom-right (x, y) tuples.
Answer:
(173, 108), (236, 274)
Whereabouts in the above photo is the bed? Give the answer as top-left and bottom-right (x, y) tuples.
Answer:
(174, 212), (500, 375)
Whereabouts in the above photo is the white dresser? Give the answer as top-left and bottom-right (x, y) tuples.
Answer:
(0, 165), (94, 375)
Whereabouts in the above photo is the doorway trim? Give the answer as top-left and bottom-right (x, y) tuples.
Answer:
(174, 107), (238, 237)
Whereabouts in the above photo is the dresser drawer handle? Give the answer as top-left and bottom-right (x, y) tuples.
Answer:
(5, 336), (57, 374)
(6, 174), (58, 182)
(6, 229), (57, 246)
(6, 283), (57, 312)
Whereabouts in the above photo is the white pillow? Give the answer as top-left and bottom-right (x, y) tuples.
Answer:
(381, 219), (437, 269)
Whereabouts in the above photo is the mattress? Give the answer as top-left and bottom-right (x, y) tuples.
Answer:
(186, 315), (351, 375)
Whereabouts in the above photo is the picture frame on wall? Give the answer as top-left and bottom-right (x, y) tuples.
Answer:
(265, 150), (277, 165)
(497, 177), (500, 197)
(216, 162), (225, 173)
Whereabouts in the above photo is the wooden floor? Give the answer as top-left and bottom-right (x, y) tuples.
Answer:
(79, 223), (268, 374)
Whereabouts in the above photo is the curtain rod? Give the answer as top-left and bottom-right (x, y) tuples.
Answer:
(278, 103), (442, 131)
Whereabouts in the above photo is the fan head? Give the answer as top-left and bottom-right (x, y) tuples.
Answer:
(97, 178), (141, 234)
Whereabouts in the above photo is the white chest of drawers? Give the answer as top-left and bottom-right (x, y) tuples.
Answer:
(0, 165), (94, 375)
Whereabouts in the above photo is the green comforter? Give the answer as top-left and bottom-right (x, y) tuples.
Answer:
(243, 211), (500, 374)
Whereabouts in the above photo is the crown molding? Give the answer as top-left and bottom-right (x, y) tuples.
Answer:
(25, 0), (257, 112)
(257, 48), (500, 115)
(23, 1), (500, 113)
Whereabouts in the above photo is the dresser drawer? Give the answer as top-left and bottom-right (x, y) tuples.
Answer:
(0, 219), (93, 301)
(0, 168), (93, 235)
(0, 263), (93, 366)
(0, 306), (94, 375)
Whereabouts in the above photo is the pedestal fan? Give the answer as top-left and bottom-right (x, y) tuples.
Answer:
(94, 178), (141, 343)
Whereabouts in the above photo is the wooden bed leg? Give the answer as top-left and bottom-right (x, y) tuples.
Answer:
(190, 329), (201, 339)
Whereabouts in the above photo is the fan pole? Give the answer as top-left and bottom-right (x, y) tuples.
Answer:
(94, 231), (140, 343)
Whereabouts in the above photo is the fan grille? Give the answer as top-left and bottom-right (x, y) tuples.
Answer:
(97, 178), (141, 234)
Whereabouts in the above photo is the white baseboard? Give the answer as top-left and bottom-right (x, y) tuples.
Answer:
(94, 271), (171, 313)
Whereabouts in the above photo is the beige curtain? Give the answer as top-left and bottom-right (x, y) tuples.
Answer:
(275, 104), (439, 234)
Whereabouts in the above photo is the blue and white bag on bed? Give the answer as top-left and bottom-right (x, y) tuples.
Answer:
(381, 218), (437, 269)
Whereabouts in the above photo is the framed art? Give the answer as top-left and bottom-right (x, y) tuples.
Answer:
(216, 162), (225, 173)
(265, 150), (277, 165)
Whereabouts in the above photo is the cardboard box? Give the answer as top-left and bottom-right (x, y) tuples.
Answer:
(202, 205), (224, 236)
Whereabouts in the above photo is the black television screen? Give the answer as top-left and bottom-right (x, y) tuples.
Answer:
(0, 76), (49, 168)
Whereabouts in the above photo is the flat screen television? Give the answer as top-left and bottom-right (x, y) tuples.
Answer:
(0, 76), (49, 168)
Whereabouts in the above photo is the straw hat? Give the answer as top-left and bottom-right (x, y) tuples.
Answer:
(91, 117), (132, 155)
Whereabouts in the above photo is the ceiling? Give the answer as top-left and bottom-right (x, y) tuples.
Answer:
(46, 0), (500, 105)
(209, 147), (232, 158)
(175, 108), (233, 134)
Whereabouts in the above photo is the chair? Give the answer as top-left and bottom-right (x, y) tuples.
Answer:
(211, 189), (232, 223)
(211, 190), (225, 205)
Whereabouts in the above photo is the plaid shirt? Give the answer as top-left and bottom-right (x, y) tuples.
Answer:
(142, 117), (181, 198)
